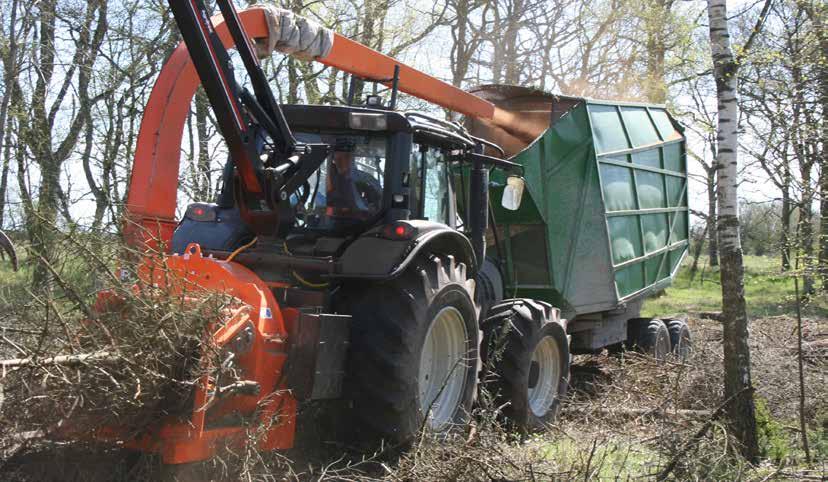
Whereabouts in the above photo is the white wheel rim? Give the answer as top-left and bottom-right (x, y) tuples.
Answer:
(419, 306), (468, 431)
(528, 335), (561, 418)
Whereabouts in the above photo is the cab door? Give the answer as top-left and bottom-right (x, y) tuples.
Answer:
(410, 143), (456, 228)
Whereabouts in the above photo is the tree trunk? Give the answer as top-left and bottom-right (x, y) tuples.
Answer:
(781, 168), (792, 272)
(809, 6), (828, 289)
(689, 224), (708, 282)
(22, 0), (107, 286)
(706, 168), (719, 266)
(0, 0), (20, 227)
(707, 0), (759, 462)
(797, 184), (815, 293)
(29, 0), (60, 286)
(349, 0), (388, 102)
(194, 89), (211, 200)
(501, 0), (523, 84)
(450, 0), (472, 88)
(286, 57), (300, 104)
(644, 0), (673, 103)
(792, 58), (815, 293)
(0, 122), (12, 227)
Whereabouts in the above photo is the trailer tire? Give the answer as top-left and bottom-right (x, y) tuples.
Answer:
(342, 254), (480, 447)
(627, 318), (671, 362)
(482, 300), (570, 432)
(665, 319), (692, 361)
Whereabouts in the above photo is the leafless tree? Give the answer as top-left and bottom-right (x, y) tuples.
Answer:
(705, 0), (773, 462)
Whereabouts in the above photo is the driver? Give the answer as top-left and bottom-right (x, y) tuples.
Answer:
(326, 138), (370, 217)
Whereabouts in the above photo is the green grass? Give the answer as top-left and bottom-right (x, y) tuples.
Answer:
(643, 255), (828, 319)
(0, 240), (115, 302)
(538, 437), (664, 479)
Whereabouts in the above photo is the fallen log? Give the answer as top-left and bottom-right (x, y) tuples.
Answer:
(1, 351), (117, 370)
(563, 406), (712, 419)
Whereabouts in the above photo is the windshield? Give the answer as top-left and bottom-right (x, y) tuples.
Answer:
(295, 132), (387, 231)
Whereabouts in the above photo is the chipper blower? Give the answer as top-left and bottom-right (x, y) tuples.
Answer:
(62, 0), (689, 466)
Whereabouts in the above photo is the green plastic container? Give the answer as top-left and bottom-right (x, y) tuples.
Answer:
(486, 97), (688, 317)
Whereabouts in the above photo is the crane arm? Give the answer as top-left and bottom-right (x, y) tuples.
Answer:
(125, 6), (536, 250)
(168, 0), (265, 194)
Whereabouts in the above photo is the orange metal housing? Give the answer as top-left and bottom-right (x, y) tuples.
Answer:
(94, 244), (295, 464)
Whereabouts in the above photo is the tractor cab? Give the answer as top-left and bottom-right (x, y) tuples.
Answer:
(282, 105), (475, 231)
(163, 0), (523, 284)
(171, 103), (522, 285)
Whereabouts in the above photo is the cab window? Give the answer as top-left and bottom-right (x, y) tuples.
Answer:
(411, 144), (451, 225)
(295, 132), (387, 231)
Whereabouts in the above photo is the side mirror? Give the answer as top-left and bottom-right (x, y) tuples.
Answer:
(501, 176), (525, 211)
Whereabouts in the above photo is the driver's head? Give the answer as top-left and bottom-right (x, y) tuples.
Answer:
(333, 150), (353, 174)
(332, 138), (355, 175)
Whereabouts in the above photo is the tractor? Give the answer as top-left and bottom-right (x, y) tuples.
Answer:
(99, 0), (690, 465)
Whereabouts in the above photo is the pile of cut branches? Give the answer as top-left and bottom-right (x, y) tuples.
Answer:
(0, 230), (238, 454)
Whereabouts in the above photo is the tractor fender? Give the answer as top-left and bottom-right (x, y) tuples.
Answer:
(336, 220), (477, 280)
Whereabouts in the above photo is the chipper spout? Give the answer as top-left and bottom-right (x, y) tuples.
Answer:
(466, 85), (586, 158)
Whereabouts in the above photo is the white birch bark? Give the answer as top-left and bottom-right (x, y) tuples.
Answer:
(707, 0), (759, 461)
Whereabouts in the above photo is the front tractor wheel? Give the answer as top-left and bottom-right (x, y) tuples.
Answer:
(482, 300), (570, 432)
(342, 255), (481, 446)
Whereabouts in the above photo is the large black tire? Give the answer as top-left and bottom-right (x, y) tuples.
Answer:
(341, 254), (480, 447)
(627, 317), (671, 362)
(665, 318), (692, 361)
(482, 299), (570, 432)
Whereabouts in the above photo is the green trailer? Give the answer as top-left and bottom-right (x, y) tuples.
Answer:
(469, 86), (689, 352)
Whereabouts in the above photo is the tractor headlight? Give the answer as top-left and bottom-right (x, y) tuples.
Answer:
(349, 112), (387, 131)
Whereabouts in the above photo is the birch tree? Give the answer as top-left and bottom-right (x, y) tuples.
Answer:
(706, 0), (772, 461)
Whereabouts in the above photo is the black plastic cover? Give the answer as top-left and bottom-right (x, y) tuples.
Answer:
(286, 311), (351, 400)
(171, 203), (253, 254)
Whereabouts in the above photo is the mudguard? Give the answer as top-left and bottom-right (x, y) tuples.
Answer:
(336, 220), (476, 280)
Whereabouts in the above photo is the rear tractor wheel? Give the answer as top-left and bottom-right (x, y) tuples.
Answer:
(342, 254), (481, 446)
(665, 318), (692, 361)
(482, 300), (570, 432)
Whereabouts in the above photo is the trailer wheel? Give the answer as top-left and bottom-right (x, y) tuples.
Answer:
(665, 319), (692, 361)
(482, 300), (569, 431)
(341, 254), (480, 446)
(627, 318), (671, 362)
